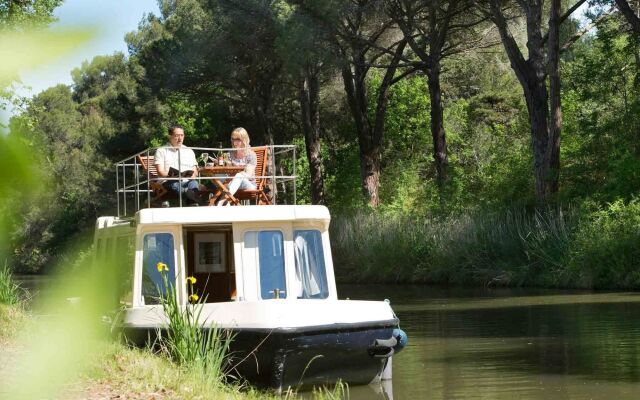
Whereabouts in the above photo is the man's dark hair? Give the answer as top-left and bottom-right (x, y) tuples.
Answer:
(168, 124), (184, 135)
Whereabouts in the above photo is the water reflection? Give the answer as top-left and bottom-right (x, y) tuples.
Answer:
(340, 285), (640, 400)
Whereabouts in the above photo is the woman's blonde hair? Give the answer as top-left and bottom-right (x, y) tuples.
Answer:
(231, 127), (250, 148)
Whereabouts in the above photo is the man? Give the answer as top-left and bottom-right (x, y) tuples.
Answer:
(154, 125), (200, 205)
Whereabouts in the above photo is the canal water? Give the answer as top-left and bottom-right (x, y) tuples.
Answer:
(340, 285), (640, 400)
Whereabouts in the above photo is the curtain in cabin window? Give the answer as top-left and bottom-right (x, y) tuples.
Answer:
(293, 230), (329, 299)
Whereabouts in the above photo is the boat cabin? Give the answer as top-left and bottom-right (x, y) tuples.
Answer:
(100, 145), (334, 307)
(95, 205), (337, 308)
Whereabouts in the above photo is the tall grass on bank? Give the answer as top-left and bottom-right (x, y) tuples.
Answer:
(311, 380), (350, 399)
(331, 207), (572, 287)
(156, 265), (232, 386)
(331, 199), (640, 289)
(0, 263), (21, 305)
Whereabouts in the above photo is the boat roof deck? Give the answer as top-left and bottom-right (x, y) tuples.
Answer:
(136, 204), (330, 226)
(114, 145), (298, 217)
(96, 205), (331, 230)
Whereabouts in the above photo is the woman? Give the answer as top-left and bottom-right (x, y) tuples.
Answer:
(218, 127), (257, 205)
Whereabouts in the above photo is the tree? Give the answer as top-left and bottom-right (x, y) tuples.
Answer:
(298, 0), (412, 206)
(8, 54), (165, 272)
(127, 0), (287, 146)
(278, 8), (331, 204)
(479, 0), (586, 201)
(613, 0), (640, 36)
(386, 0), (493, 186)
(0, 0), (62, 31)
(1, 0), (64, 110)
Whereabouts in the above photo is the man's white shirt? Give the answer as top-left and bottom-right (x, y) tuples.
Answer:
(154, 144), (197, 173)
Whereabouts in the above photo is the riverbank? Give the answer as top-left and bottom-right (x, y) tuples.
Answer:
(0, 305), (345, 399)
(331, 199), (640, 289)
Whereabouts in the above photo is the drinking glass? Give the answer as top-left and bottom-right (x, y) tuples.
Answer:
(201, 153), (209, 163)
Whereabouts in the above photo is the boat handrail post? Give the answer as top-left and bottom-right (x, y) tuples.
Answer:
(146, 148), (151, 210)
(178, 147), (183, 208)
(270, 144), (276, 205)
(293, 145), (297, 205)
(134, 155), (140, 212)
(122, 161), (127, 217)
(116, 163), (120, 217)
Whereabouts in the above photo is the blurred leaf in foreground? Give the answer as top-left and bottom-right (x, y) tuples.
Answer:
(4, 249), (116, 399)
(0, 27), (95, 82)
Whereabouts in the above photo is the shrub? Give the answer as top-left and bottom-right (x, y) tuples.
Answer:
(565, 199), (640, 288)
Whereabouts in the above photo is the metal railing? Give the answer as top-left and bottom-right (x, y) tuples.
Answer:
(114, 145), (297, 217)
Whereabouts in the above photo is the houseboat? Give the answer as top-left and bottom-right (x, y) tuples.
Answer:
(96, 146), (407, 390)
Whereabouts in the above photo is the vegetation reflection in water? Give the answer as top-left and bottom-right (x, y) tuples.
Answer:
(341, 285), (640, 400)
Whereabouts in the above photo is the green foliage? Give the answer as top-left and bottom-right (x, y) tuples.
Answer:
(0, 0), (62, 31)
(8, 53), (167, 272)
(363, 60), (531, 215)
(565, 199), (640, 288)
(561, 17), (640, 203)
(9, 84), (108, 272)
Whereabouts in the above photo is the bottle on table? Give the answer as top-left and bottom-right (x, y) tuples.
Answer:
(217, 141), (224, 166)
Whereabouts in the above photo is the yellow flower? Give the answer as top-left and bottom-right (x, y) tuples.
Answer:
(187, 276), (197, 285)
(189, 294), (199, 303)
(156, 262), (168, 272)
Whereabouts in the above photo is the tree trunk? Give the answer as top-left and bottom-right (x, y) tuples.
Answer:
(341, 56), (380, 207)
(299, 65), (326, 205)
(252, 83), (275, 146)
(390, 1), (450, 187)
(548, 0), (562, 194)
(341, 38), (406, 207)
(490, 0), (554, 201)
(615, 0), (640, 36)
(426, 63), (449, 184)
(525, 81), (552, 199)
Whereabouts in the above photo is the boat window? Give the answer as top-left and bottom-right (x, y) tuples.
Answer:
(245, 230), (286, 299)
(141, 233), (175, 305)
(293, 230), (329, 299)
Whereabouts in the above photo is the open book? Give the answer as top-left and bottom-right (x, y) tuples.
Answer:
(168, 167), (194, 178)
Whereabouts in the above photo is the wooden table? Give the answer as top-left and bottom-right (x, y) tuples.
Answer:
(199, 166), (244, 206)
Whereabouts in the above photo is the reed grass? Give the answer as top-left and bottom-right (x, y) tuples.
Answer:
(156, 267), (232, 386)
(0, 263), (21, 305)
(311, 380), (350, 399)
(331, 207), (574, 287)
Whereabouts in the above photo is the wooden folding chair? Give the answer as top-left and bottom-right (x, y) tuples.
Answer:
(137, 155), (171, 207)
(235, 146), (272, 205)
